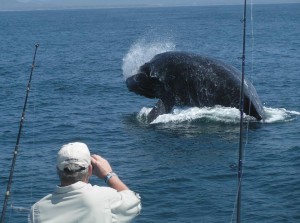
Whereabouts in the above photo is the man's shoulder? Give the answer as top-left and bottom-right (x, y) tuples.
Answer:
(88, 184), (119, 196)
(31, 192), (53, 208)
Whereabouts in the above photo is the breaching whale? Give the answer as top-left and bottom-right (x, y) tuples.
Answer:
(125, 51), (265, 123)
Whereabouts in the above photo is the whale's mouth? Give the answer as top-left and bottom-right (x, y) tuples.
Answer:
(126, 72), (164, 99)
(126, 72), (156, 98)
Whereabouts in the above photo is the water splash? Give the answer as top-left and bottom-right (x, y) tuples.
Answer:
(263, 107), (300, 123)
(122, 39), (176, 80)
(137, 106), (299, 124)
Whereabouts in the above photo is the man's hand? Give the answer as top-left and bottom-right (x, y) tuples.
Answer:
(91, 154), (113, 179)
(91, 154), (129, 191)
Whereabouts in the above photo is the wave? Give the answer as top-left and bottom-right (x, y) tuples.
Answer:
(136, 106), (300, 124)
(263, 107), (300, 123)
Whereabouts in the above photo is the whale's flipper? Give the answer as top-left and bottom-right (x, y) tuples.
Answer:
(147, 94), (175, 123)
(147, 99), (168, 123)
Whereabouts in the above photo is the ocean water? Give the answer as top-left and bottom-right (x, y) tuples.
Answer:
(0, 4), (300, 223)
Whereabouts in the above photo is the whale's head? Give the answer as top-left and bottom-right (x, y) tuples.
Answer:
(126, 63), (165, 99)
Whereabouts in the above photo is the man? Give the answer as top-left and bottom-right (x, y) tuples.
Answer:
(29, 142), (141, 223)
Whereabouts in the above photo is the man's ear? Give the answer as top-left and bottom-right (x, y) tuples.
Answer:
(88, 164), (93, 177)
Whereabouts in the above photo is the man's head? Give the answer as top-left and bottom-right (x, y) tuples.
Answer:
(56, 142), (92, 185)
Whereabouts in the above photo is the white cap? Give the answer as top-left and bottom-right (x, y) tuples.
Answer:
(57, 142), (91, 171)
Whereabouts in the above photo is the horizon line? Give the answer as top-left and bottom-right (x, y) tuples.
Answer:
(1, 2), (299, 12)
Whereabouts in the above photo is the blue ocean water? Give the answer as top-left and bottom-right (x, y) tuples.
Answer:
(0, 4), (300, 223)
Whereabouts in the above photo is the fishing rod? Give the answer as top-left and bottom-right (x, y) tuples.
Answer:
(1, 43), (39, 223)
(237, 0), (247, 222)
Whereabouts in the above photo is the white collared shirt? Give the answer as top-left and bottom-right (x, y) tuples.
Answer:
(29, 181), (141, 223)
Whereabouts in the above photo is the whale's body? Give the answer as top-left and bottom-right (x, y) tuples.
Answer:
(126, 51), (265, 122)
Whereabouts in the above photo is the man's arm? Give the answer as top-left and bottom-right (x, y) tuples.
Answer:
(91, 154), (128, 191)
(91, 154), (141, 221)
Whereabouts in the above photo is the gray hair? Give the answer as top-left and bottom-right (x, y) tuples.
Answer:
(57, 163), (89, 183)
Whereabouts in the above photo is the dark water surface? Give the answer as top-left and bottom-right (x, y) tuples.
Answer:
(0, 4), (299, 223)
